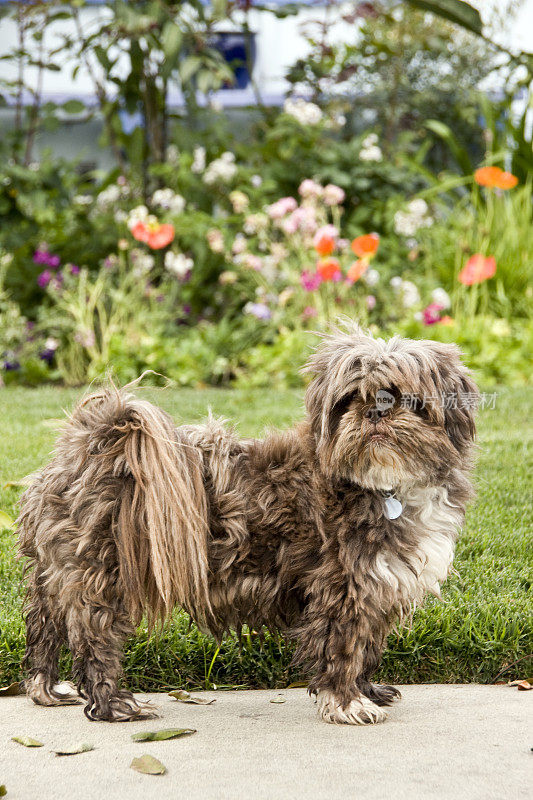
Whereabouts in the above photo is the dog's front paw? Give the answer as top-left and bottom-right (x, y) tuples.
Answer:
(317, 690), (387, 725)
(84, 690), (157, 722)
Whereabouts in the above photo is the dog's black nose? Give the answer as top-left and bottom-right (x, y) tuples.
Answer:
(365, 407), (390, 422)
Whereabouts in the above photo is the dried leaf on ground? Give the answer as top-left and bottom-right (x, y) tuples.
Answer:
(132, 729), (196, 742)
(130, 755), (166, 775)
(508, 679), (532, 691)
(0, 683), (23, 697)
(270, 694), (286, 704)
(168, 690), (215, 705)
(3, 475), (33, 490)
(11, 736), (43, 748)
(53, 743), (94, 756)
(0, 784), (6, 796)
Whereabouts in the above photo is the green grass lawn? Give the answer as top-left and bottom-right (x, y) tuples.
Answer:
(0, 385), (531, 690)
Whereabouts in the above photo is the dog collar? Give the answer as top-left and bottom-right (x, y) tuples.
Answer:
(381, 491), (403, 520)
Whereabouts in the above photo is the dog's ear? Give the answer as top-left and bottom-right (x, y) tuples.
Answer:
(422, 341), (479, 453)
(303, 323), (373, 443)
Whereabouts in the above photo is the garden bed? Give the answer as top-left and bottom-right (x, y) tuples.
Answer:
(0, 384), (531, 689)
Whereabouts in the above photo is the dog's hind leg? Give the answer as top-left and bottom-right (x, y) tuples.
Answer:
(24, 573), (79, 706)
(65, 578), (153, 722)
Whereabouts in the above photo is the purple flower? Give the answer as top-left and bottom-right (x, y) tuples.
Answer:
(37, 269), (53, 288)
(70, 264), (80, 275)
(245, 302), (271, 320)
(39, 349), (56, 364)
(183, 304), (191, 315)
(33, 250), (60, 269)
(300, 270), (322, 291)
(3, 358), (20, 371)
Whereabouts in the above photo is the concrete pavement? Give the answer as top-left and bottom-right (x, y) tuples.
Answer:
(0, 685), (531, 799)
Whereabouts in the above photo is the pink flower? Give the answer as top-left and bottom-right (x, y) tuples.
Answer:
(422, 302), (444, 325)
(267, 197), (298, 219)
(280, 214), (300, 235)
(323, 184), (345, 206)
(300, 270), (322, 291)
(298, 179), (323, 199)
(243, 253), (263, 271)
(302, 305), (318, 319)
(366, 294), (376, 310)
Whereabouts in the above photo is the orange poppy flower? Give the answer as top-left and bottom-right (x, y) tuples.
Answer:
(346, 259), (369, 283)
(474, 166), (518, 190)
(317, 257), (341, 281)
(314, 233), (336, 257)
(131, 221), (175, 249)
(439, 315), (454, 326)
(495, 171), (518, 190)
(351, 233), (379, 258)
(458, 254), (496, 285)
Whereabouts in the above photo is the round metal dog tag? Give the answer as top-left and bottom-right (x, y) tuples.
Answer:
(384, 495), (403, 520)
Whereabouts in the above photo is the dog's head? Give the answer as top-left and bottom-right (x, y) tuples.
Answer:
(304, 323), (479, 489)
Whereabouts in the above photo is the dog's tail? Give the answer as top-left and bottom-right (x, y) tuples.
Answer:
(62, 387), (211, 626)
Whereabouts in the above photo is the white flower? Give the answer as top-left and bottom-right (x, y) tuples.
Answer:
(96, 184), (121, 207)
(409, 198), (428, 216)
(191, 146), (206, 174)
(44, 337), (59, 351)
(203, 152), (237, 185)
(359, 145), (383, 162)
(114, 210), (128, 224)
(431, 288), (451, 310)
(284, 97), (323, 126)
(166, 144), (180, 165)
(151, 188), (185, 214)
(400, 280), (420, 308)
(74, 194), (93, 206)
(165, 251), (193, 278)
(232, 233), (247, 255)
(390, 276), (403, 291)
(363, 268), (380, 287)
(244, 213), (268, 235)
(361, 133), (378, 148)
(207, 229), (225, 253)
(394, 198), (434, 236)
(131, 249), (154, 277)
(127, 205), (151, 231)
(323, 184), (345, 206)
(251, 174), (263, 187)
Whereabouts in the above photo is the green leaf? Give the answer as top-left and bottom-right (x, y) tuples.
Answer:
(179, 56), (201, 85)
(405, 0), (482, 35)
(0, 682), (22, 697)
(61, 100), (86, 115)
(168, 690), (215, 705)
(0, 511), (14, 531)
(130, 754), (166, 775)
(12, 736), (43, 748)
(161, 22), (182, 62)
(425, 119), (474, 175)
(0, 785), (6, 796)
(132, 729), (196, 742)
(53, 743), (94, 756)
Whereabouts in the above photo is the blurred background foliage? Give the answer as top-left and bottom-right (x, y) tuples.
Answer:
(0, 0), (531, 390)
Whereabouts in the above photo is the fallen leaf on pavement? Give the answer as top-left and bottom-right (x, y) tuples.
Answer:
(53, 743), (94, 756)
(508, 679), (532, 690)
(270, 694), (286, 704)
(168, 690), (215, 705)
(0, 683), (23, 697)
(132, 729), (196, 742)
(130, 755), (166, 775)
(12, 736), (43, 748)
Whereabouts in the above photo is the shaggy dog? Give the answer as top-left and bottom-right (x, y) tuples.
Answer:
(18, 324), (478, 724)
